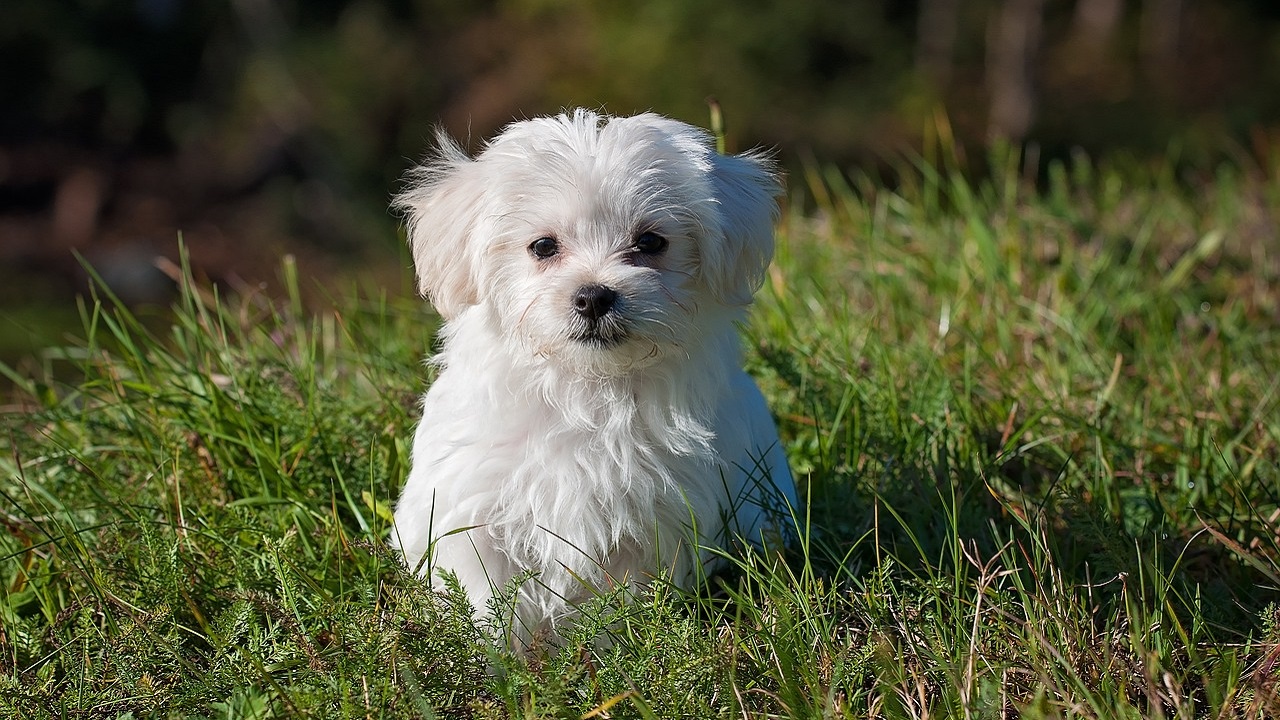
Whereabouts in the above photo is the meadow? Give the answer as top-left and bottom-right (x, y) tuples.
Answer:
(1, 145), (1278, 718)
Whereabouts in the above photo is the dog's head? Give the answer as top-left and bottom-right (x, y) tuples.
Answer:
(395, 109), (780, 374)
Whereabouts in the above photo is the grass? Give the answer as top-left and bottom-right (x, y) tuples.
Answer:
(2, 146), (1279, 718)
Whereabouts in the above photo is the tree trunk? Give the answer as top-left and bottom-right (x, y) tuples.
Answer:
(917, 0), (961, 87)
(986, 0), (1046, 142)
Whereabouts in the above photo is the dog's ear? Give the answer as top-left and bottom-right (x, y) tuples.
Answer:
(394, 131), (486, 320)
(703, 150), (782, 307)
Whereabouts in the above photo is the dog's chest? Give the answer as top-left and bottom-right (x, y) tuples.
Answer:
(483, 390), (718, 563)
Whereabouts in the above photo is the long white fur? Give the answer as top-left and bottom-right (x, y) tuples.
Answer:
(391, 109), (796, 642)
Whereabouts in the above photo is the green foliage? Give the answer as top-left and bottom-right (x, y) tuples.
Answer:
(3, 152), (1280, 717)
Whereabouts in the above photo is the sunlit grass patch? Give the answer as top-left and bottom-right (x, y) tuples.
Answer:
(2, 150), (1279, 718)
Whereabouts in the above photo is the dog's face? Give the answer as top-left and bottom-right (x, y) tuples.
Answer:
(397, 110), (780, 375)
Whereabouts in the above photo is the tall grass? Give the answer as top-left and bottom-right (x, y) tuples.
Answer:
(2, 150), (1278, 718)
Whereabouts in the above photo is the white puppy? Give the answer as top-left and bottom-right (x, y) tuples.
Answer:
(391, 109), (796, 642)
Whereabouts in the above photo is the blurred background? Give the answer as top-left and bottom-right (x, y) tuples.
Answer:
(3, 0), (1280, 364)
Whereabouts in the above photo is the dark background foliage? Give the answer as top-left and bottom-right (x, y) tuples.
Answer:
(2, 0), (1280, 359)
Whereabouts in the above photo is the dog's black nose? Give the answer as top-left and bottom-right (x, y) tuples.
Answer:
(572, 284), (617, 321)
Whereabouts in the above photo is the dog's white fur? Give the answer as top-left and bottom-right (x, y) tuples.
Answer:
(391, 109), (796, 641)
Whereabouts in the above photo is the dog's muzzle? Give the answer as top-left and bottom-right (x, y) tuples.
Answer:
(572, 284), (617, 320)
(570, 284), (627, 346)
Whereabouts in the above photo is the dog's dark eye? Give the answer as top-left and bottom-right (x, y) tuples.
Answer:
(529, 236), (559, 259)
(634, 231), (668, 255)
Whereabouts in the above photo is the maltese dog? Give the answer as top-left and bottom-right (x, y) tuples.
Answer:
(391, 109), (796, 642)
